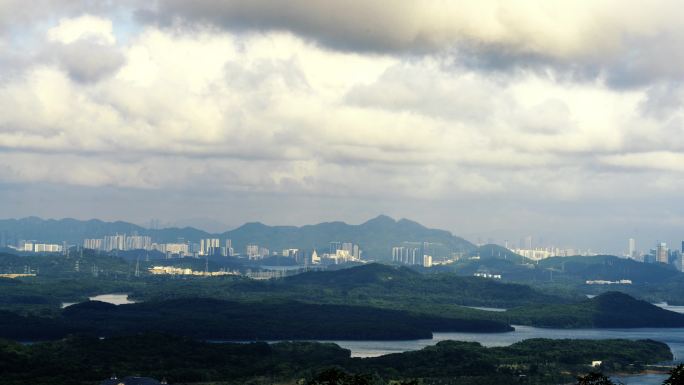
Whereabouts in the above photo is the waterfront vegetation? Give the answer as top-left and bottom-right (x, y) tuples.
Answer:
(4, 252), (684, 384)
(0, 334), (672, 385)
(0, 297), (511, 341)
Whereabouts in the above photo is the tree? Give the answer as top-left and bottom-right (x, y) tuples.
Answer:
(664, 364), (684, 385)
(576, 372), (617, 385)
(306, 367), (382, 385)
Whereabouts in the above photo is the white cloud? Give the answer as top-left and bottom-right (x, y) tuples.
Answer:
(1, 23), (683, 203)
(47, 14), (116, 45)
(601, 152), (684, 173)
(3, 1), (684, 251)
(151, 0), (684, 86)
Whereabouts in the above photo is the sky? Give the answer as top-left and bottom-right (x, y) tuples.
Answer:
(1, 1), (684, 253)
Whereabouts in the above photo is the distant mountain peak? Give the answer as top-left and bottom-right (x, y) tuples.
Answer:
(397, 218), (421, 225)
(363, 215), (396, 225)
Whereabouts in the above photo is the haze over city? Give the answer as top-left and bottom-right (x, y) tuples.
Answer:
(3, 1), (684, 253)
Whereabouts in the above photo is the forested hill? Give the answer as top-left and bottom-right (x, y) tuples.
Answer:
(0, 334), (671, 385)
(508, 291), (684, 328)
(266, 263), (574, 308)
(0, 297), (512, 341)
(0, 215), (475, 260)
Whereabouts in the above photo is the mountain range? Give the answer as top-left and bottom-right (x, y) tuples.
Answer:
(0, 215), (475, 260)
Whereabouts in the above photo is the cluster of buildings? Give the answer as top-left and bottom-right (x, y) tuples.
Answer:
(391, 242), (435, 267)
(17, 241), (64, 253)
(625, 239), (684, 271)
(83, 234), (152, 252)
(240, 241), (363, 265)
(509, 247), (598, 261)
(501, 236), (597, 261)
(586, 279), (632, 285)
(503, 236), (684, 272)
(148, 266), (237, 277)
(474, 272), (501, 279)
(81, 235), (233, 258)
(79, 234), (363, 266)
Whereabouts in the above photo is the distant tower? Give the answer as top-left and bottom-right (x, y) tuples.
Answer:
(628, 238), (636, 259)
(329, 241), (341, 254)
(525, 236), (533, 250)
(134, 257), (140, 277)
(657, 242), (669, 264)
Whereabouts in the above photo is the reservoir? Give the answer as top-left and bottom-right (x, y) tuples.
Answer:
(58, 297), (682, 383)
(324, 325), (684, 359)
(61, 293), (136, 308)
(317, 326), (682, 384)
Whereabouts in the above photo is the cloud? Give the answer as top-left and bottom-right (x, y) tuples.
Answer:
(44, 15), (126, 82)
(48, 40), (126, 82)
(47, 14), (116, 45)
(147, 0), (684, 87)
(3, 2), (684, 252)
(601, 152), (684, 173)
(0, 25), (678, 202)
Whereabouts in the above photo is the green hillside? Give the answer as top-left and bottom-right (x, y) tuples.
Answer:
(0, 297), (512, 341)
(0, 334), (671, 385)
(507, 291), (684, 328)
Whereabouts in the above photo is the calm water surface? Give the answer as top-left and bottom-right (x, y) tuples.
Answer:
(325, 326), (684, 360)
(60, 293), (136, 308)
(56, 295), (684, 384)
(319, 326), (684, 384)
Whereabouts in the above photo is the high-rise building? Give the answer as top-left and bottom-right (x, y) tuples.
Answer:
(392, 246), (420, 265)
(329, 241), (342, 254)
(103, 234), (126, 251)
(628, 238), (636, 259)
(246, 244), (260, 259)
(423, 254), (433, 268)
(657, 242), (669, 264)
(200, 238), (220, 256)
(224, 239), (233, 256)
(126, 235), (152, 250)
(83, 238), (103, 250)
(163, 243), (189, 255)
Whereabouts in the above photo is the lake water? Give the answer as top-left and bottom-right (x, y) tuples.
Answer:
(60, 293), (136, 308)
(320, 324), (684, 384)
(56, 296), (681, 383)
(324, 326), (684, 360)
(617, 373), (668, 385)
(463, 306), (507, 312)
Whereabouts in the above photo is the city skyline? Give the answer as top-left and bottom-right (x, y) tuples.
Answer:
(2, 2), (684, 254)
(3, 213), (684, 257)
